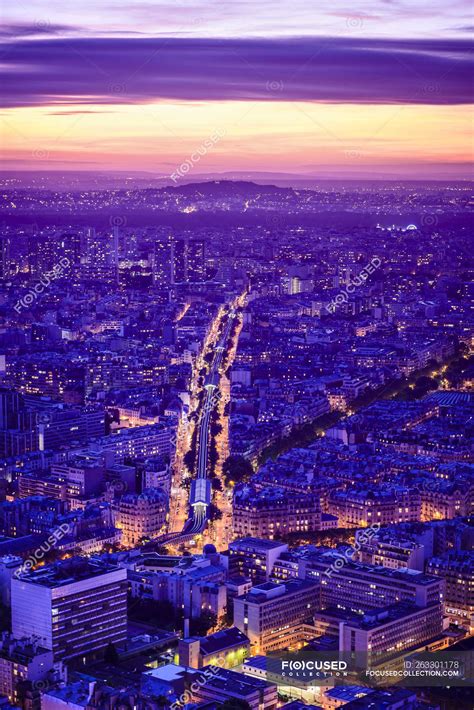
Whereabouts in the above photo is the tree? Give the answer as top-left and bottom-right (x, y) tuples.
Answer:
(211, 422), (223, 437)
(102, 542), (121, 554)
(222, 455), (253, 486)
(184, 449), (196, 472)
(190, 609), (217, 636)
(180, 476), (191, 491)
(209, 442), (219, 468)
(415, 376), (438, 390)
(208, 503), (223, 522)
(211, 477), (223, 492)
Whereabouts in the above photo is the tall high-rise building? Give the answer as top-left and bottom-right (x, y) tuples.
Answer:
(0, 237), (10, 280)
(153, 236), (173, 286)
(110, 226), (119, 271)
(59, 232), (82, 267)
(0, 389), (39, 457)
(11, 559), (127, 662)
(173, 238), (206, 283)
(173, 237), (187, 283)
(186, 238), (206, 282)
(27, 234), (62, 275)
(85, 228), (119, 283)
(0, 389), (23, 429)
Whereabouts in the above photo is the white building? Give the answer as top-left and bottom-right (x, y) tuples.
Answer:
(11, 560), (127, 662)
(233, 580), (319, 654)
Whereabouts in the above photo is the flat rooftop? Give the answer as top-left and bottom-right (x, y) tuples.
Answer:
(316, 602), (438, 630)
(325, 686), (374, 702)
(240, 579), (317, 604)
(306, 551), (440, 586)
(14, 558), (123, 588)
(230, 537), (287, 550)
(200, 627), (249, 656)
(202, 667), (273, 694)
(243, 655), (267, 671)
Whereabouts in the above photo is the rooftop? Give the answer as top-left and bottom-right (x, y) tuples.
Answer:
(199, 627), (249, 656)
(316, 602), (439, 630)
(304, 550), (440, 586)
(239, 579), (317, 604)
(0, 635), (51, 664)
(325, 686), (374, 702)
(14, 558), (124, 588)
(200, 666), (274, 695)
(230, 536), (288, 550)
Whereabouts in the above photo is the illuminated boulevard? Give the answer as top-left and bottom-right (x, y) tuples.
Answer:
(160, 293), (245, 549)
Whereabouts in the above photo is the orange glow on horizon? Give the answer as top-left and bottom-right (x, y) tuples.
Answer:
(1, 100), (471, 174)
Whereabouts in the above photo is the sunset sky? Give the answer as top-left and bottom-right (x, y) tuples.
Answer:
(1, 1), (473, 178)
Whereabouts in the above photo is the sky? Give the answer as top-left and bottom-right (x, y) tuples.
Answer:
(1, 1), (473, 178)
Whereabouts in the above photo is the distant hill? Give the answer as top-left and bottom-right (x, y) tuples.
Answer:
(160, 179), (296, 198)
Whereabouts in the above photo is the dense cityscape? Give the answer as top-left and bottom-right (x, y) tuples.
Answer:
(1, 0), (473, 706)
(0, 174), (472, 710)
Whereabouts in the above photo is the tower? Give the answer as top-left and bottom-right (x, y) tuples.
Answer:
(0, 237), (10, 280)
(153, 236), (173, 286)
(172, 238), (206, 283)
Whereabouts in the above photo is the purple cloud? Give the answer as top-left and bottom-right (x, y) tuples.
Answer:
(0, 22), (82, 38)
(1, 36), (473, 108)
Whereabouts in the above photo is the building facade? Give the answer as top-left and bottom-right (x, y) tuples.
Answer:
(11, 560), (127, 662)
(233, 580), (319, 654)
